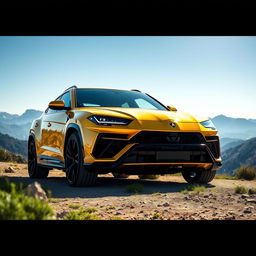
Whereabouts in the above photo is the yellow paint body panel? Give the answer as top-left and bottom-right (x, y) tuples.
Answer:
(29, 88), (221, 172)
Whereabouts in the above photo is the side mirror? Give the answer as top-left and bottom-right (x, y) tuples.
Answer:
(167, 105), (177, 112)
(48, 100), (69, 110)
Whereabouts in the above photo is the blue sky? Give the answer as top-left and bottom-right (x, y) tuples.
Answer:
(0, 36), (255, 119)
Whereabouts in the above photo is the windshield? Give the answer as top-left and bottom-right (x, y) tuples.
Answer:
(75, 89), (168, 111)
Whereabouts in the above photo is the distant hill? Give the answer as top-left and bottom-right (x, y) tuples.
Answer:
(220, 137), (245, 152)
(222, 140), (245, 152)
(0, 147), (26, 163)
(212, 115), (256, 140)
(0, 132), (27, 157)
(219, 137), (256, 175)
(0, 109), (43, 140)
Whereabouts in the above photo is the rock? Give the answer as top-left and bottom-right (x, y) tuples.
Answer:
(24, 182), (48, 201)
(243, 207), (253, 214)
(241, 194), (250, 199)
(203, 195), (209, 198)
(163, 202), (170, 207)
(115, 211), (122, 216)
(246, 198), (256, 203)
(4, 167), (15, 173)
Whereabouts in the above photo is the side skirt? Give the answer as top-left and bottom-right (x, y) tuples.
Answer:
(38, 155), (65, 170)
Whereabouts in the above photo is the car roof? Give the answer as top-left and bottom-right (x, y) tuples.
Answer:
(67, 87), (141, 93)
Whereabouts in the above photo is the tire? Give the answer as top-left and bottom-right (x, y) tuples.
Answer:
(65, 132), (97, 187)
(28, 139), (49, 178)
(112, 173), (129, 179)
(182, 169), (216, 184)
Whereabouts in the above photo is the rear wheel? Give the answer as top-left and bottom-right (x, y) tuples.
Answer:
(182, 169), (216, 184)
(65, 132), (97, 187)
(28, 139), (49, 178)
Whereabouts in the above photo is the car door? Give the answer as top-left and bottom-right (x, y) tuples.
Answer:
(40, 91), (71, 166)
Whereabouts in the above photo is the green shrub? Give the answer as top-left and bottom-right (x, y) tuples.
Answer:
(152, 192), (161, 196)
(181, 184), (206, 194)
(125, 183), (144, 194)
(0, 177), (55, 220)
(0, 177), (25, 193)
(0, 189), (54, 220)
(248, 188), (256, 195)
(234, 185), (248, 194)
(68, 204), (81, 209)
(0, 147), (27, 163)
(152, 212), (163, 219)
(110, 216), (124, 220)
(236, 165), (256, 180)
(215, 174), (237, 180)
(138, 174), (160, 180)
(64, 209), (100, 220)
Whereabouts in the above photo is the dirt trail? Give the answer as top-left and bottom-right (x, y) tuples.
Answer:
(1, 162), (256, 220)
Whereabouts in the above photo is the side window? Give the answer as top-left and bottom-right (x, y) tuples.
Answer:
(134, 98), (158, 110)
(60, 91), (71, 108)
(121, 102), (130, 108)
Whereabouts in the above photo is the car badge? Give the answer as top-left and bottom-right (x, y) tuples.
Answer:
(169, 122), (176, 128)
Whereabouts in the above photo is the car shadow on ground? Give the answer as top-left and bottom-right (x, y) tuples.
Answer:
(4, 175), (215, 199)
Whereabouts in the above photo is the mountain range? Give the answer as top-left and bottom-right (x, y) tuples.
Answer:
(211, 115), (256, 140)
(219, 137), (256, 175)
(0, 109), (43, 140)
(0, 132), (27, 157)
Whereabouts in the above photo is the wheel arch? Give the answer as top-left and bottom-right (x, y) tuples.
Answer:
(28, 132), (36, 147)
(64, 124), (85, 163)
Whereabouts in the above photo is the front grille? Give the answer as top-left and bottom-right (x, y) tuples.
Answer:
(92, 132), (206, 159)
(130, 131), (205, 144)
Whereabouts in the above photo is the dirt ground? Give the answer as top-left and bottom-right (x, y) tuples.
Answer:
(1, 162), (256, 220)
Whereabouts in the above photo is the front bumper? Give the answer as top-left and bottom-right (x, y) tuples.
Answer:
(85, 141), (222, 174)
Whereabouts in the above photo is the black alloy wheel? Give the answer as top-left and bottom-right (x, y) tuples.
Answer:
(65, 132), (97, 186)
(28, 139), (49, 178)
(182, 168), (216, 184)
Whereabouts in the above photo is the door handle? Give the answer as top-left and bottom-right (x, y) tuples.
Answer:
(47, 122), (52, 127)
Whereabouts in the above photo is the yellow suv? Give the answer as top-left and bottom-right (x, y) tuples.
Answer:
(28, 86), (222, 186)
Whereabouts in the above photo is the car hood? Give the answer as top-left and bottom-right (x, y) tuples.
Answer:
(76, 107), (208, 123)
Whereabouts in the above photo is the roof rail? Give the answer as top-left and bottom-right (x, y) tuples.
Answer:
(131, 89), (141, 92)
(64, 85), (78, 92)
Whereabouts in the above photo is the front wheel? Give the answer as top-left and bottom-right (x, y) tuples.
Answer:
(28, 139), (49, 178)
(65, 132), (97, 187)
(182, 169), (216, 184)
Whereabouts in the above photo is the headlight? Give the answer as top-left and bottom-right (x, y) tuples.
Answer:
(88, 115), (133, 126)
(200, 120), (216, 130)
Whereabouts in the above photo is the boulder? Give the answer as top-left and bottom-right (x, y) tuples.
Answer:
(25, 182), (48, 201)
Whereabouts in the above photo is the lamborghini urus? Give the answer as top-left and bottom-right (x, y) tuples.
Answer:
(28, 86), (222, 186)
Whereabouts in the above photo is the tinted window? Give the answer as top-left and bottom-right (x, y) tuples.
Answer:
(75, 89), (167, 111)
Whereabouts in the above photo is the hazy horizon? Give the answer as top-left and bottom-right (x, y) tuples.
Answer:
(1, 36), (256, 119)
(1, 107), (255, 121)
